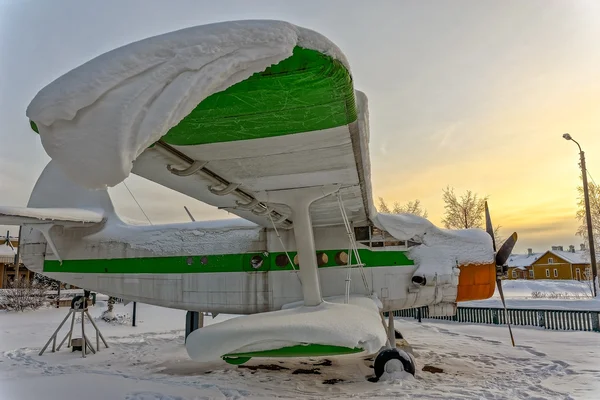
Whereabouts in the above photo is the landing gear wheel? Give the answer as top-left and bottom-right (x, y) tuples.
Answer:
(374, 348), (416, 380)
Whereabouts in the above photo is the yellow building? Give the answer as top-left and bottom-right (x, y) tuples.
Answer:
(0, 233), (34, 288)
(505, 245), (591, 281)
(531, 247), (590, 281)
(506, 249), (542, 280)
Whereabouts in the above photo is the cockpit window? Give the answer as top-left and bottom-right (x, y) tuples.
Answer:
(353, 226), (421, 249)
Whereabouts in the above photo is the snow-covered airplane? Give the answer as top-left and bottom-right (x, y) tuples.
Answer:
(0, 20), (517, 380)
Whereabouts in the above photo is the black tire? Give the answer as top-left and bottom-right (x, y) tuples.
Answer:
(374, 348), (416, 380)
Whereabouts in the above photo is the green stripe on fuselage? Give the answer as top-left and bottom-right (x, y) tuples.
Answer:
(43, 249), (414, 274)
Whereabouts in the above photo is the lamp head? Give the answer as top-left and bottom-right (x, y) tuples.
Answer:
(563, 133), (572, 141)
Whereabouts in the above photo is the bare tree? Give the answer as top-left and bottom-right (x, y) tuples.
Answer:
(377, 197), (428, 218)
(378, 197), (391, 213)
(582, 267), (595, 298)
(441, 186), (502, 242)
(576, 179), (600, 257)
(441, 186), (487, 229)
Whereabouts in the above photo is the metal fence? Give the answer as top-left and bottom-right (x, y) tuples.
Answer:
(391, 306), (600, 332)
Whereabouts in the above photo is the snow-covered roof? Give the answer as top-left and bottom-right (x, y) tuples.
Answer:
(0, 244), (16, 264)
(0, 245), (15, 256)
(550, 250), (588, 265)
(507, 253), (543, 269)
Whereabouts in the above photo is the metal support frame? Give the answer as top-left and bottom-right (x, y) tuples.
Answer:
(209, 182), (241, 196)
(185, 311), (205, 342)
(155, 140), (293, 228)
(257, 184), (339, 306)
(40, 307), (108, 358)
(167, 160), (208, 176)
(387, 312), (396, 349)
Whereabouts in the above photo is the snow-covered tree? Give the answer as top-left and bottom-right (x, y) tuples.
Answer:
(377, 197), (428, 218)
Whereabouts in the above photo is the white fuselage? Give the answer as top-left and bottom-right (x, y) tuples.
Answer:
(19, 221), (456, 314)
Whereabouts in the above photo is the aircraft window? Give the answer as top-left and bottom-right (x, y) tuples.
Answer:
(353, 225), (416, 249)
(335, 251), (349, 265)
(354, 226), (370, 241)
(316, 252), (329, 266)
(275, 254), (289, 267)
(186, 257), (193, 266)
(200, 256), (208, 265)
(385, 240), (403, 247)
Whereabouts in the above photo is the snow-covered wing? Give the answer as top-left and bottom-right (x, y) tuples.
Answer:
(0, 206), (104, 226)
(26, 20), (375, 229)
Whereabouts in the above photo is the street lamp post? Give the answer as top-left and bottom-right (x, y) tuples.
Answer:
(563, 133), (598, 297)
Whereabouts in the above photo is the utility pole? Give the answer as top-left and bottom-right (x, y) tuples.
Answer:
(563, 133), (598, 297)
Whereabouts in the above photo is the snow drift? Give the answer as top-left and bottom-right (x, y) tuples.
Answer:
(373, 212), (494, 281)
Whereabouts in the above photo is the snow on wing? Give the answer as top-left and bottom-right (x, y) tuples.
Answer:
(0, 206), (104, 226)
(26, 20), (375, 229)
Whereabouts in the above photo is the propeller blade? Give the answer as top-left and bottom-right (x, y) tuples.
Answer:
(485, 203), (517, 347)
(496, 232), (518, 267)
(484, 201), (496, 252)
(496, 278), (515, 347)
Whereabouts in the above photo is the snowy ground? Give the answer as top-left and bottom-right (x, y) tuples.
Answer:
(462, 279), (600, 310)
(1, 301), (599, 399)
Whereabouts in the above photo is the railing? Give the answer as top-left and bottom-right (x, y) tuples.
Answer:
(390, 306), (600, 332)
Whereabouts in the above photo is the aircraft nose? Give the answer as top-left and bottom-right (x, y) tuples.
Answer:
(456, 261), (497, 302)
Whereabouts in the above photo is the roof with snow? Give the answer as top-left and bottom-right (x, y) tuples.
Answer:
(507, 252), (543, 269)
(549, 250), (588, 264)
(0, 244), (16, 264)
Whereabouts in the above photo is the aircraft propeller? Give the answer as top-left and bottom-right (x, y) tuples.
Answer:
(485, 201), (517, 347)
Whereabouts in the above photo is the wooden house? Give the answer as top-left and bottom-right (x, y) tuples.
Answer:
(506, 248), (542, 280)
(531, 246), (591, 281)
(0, 234), (34, 288)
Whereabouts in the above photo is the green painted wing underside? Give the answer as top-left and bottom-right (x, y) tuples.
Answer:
(223, 343), (363, 365)
(30, 47), (357, 145)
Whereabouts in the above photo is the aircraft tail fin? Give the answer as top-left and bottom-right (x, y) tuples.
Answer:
(1, 160), (113, 228)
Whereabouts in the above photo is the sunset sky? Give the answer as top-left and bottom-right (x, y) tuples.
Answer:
(1, 0), (599, 253)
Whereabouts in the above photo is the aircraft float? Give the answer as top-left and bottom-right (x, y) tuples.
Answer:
(0, 20), (517, 380)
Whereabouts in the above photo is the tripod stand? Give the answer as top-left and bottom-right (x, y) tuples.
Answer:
(39, 294), (109, 358)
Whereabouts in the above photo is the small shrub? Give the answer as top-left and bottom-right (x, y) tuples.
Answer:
(0, 279), (47, 311)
